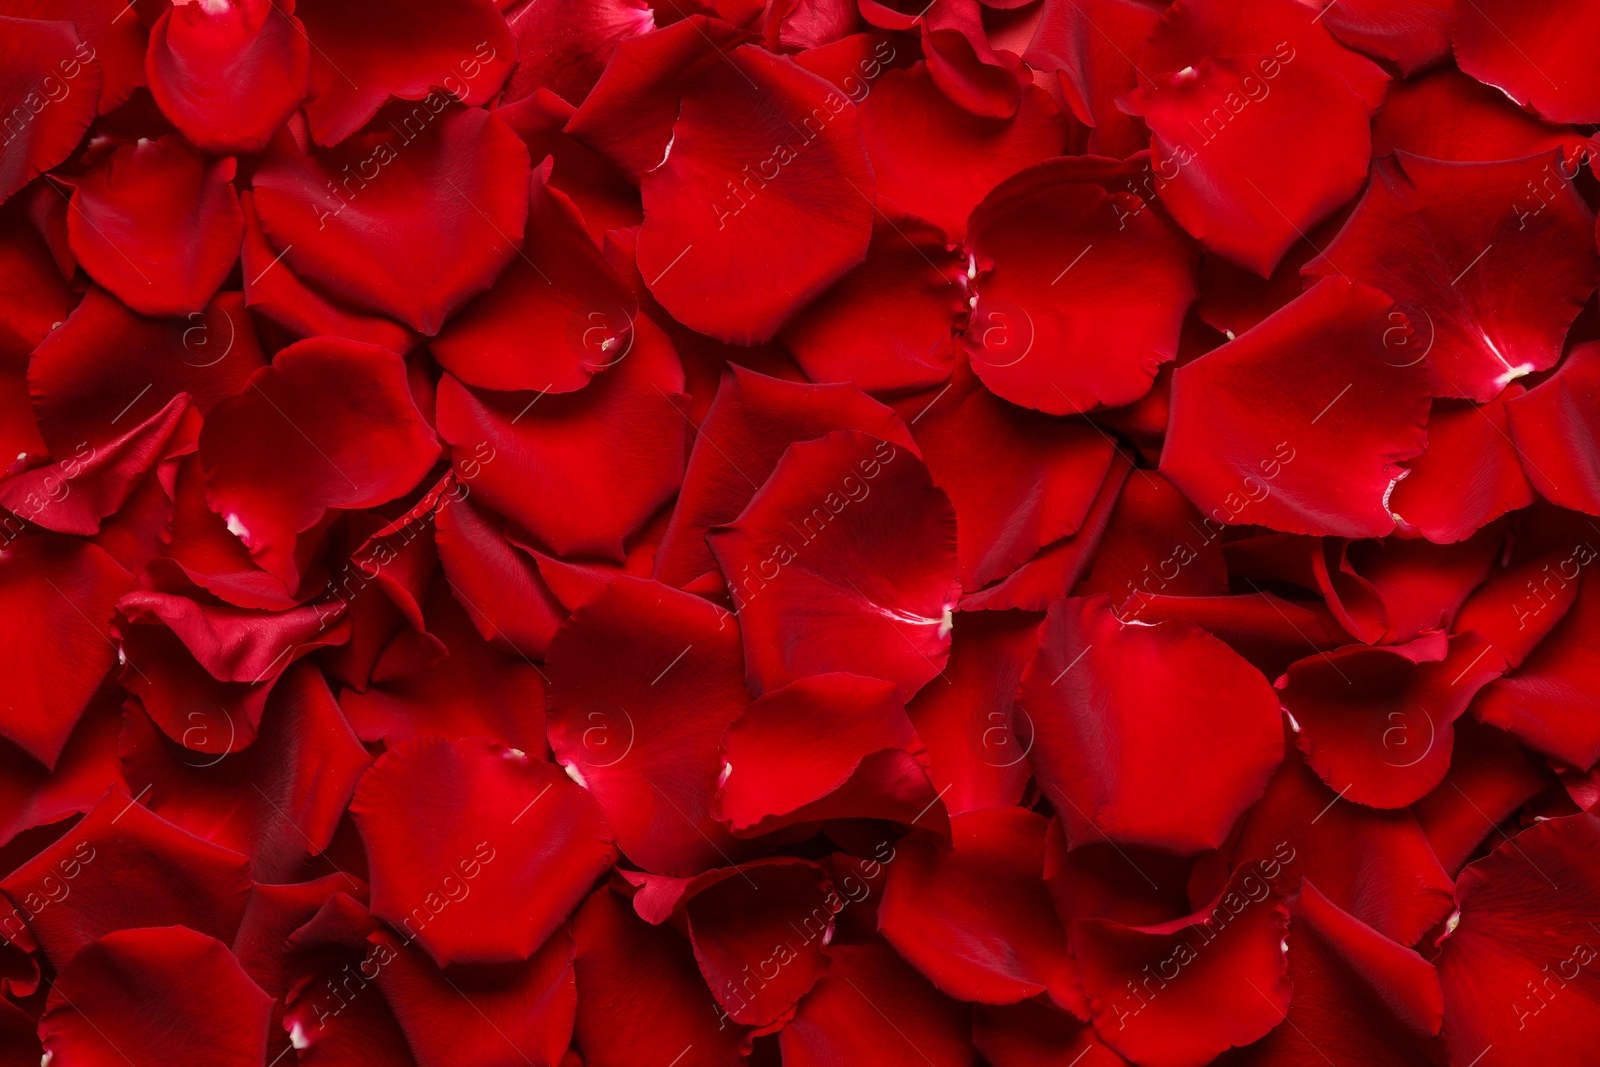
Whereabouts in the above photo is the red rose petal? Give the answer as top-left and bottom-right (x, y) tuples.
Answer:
(252, 107), (531, 334)
(1391, 390), (1535, 542)
(1307, 152), (1598, 402)
(880, 807), (1080, 1008)
(1162, 278), (1431, 538)
(1452, 0), (1600, 124)
(1505, 342), (1600, 516)
(501, 0), (655, 107)
(637, 44), (875, 343)
(146, 0), (310, 153)
(199, 337), (440, 586)
(295, 0), (515, 145)
(1072, 862), (1291, 1067)
(708, 430), (960, 701)
(919, 0), (1025, 120)
(1075, 469), (1231, 614)
(66, 135), (242, 318)
(434, 313), (686, 560)
(964, 157), (1196, 414)
(545, 577), (752, 876)
(435, 489), (566, 659)
(1315, 0), (1450, 76)
(1413, 719), (1549, 876)
(973, 998), (1127, 1067)
(1016, 594), (1284, 854)
(1371, 64), (1579, 163)
(0, 534), (131, 768)
(350, 736), (613, 967)
(41, 926), (273, 1067)
(1024, 0), (1160, 160)
(0, 18), (100, 204)
(0, 691), (123, 849)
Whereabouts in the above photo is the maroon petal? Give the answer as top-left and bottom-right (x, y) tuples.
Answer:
(1072, 863), (1291, 1067)
(964, 157), (1196, 414)
(546, 577), (752, 876)
(351, 736), (613, 967)
(974, 998), (1127, 1067)
(904, 609), (1041, 815)
(879, 807), (1080, 1008)
(908, 358), (1118, 589)
(656, 365), (918, 588)
(66, 135), (242, 318)
(781, 940), (974, 1067)
(857, 62), (1067, 241)
(713, 673), (945, 836)
(1435, 812), (1600, 1065)
(28, 287), (267, 455)
(1234, 880), (1444, 1066)
(295, 0), (515, 145)
(708, 430), (960, 701)
(199, 338), (440, 586)
(0, 18), (100, 204)
(434, 314), (686, 560)
(41, 926), (273, 1067)
(501, 0), (655, 106)
(0, 534), (131, 768)
(1505, 342), (1600, 515)
(1161, 278), (1431, 538)
(252, 107), (531, 334)
(120, 661), (371, 884)
(146, 0), (310, 153)
(1120, 54), (1372, 277)
(1452, 0), (1600, 123)
(0, 789), (251, 971)
(572, 887), (749, 1067)
(1308, 152), (1598, 402)
(1016, 595), (1284, 854)
(637, 44), (875, 343)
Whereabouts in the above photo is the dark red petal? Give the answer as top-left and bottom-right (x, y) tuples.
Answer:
(1315, 0), (1450, 75)
(1391, 390), (1534, 542)
(1214, 753), (1455, 945)
(1161, 278), (1431, 538)
(907, 358), (1118, 589)
(199, 337), (440, 586)
(1138, 0), (1390, 110)
(1117, 592), (1350, 680)
(146, 0), (310, 153)
(713, 673), (945, 836)
(1471, 566), (1600, 768)
(295, 0), (515, 145)
(433, 161), (639, 393)
(1436, 812), (1600, 1064)
(66, 135), (242, 318)
(1017, 595), (1284, 853)
(657, 365), (918, 587)
(858, 62), (1066, 241)
(1120, 55), (1372, 277)
(973, 998), (1127, 1067)
(1279, 633), (1506, 809)
(120, 661), (371, 883)
(920, 0), (1025, 120)
(879, 807), (1080, 1008)
(0, 691), (123, 848)
(0, 19), (100, 204)
(781, 940), (974, 1067)
(1043, 822), (1197, 929)
(708, 431), (960, 701)
(1505, 342), (1600, 515)
(41, 926), (273, 1067)
(351, 736), (613, 967)
(0, 998), (38, 1067)
(904, 609), (1040, 815)
(778, 214), (965, 394)
(1023, 0), (1160, 160)
(1235, 881), (1444, 1066)
(1072, 863), (1291, 1067)
(0, 789), (251, 971)
(546, 577), (752, 876)
(372, 925), (577, 1067)
(494, 88), (644, 244)
(1413, 719), (1549, 876)
(1075, 470), (1231, 613)
(1308, 152), (1598, 402)
(0, 534), (131, 768)
(1452, 522), (1584, 668)
(162, 455), (305, 610)
(28, 287), (267, 456)
(637, 44), (875, 343)
(252, 108), (531, 334)
(436, 490), (565, 659)
(1371, 64), (1579, 163)
(434, 314), (686, 560)
(572, 888), (748, 1067)
(964, 157), (1196, 414)
(1451, 0), (1600, 123)
(501, 0), (655, 106)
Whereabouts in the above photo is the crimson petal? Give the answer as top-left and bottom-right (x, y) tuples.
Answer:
(0, 18), (100, 204)
(1451, 0), (1600, 123)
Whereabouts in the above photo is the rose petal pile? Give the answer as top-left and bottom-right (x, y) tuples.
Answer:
(2, 0), (1599, 1065)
